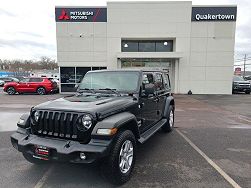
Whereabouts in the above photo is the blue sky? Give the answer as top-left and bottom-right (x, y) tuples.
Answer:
(0, 0), (250, 70)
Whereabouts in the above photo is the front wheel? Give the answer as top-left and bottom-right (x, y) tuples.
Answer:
(162, 105), (174, 133)
(102, 130), (136, 185)
(7, 87), (16, 95)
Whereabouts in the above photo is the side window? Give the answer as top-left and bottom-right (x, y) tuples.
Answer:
(29, 78), (35, 82)
(29, 78), (43, 82)
(142, 73), (154, 84)
(142, 73), (154, 89)
(163, 74), (170, 89)
(155, 73), (164, 90)
(20, 78), (29, 82)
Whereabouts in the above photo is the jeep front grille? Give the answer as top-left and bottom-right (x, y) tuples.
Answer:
(31, 111), (92, 143)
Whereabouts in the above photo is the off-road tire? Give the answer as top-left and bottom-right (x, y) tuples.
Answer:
(23, 153), (48, 165)
(102, 130), (136, 185)
(162, 105), (174, 133)
(7, 87), (16, 95)
(37, 87), (46, 95)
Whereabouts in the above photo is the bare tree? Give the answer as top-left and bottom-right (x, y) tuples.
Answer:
(0, 57), (58, 72)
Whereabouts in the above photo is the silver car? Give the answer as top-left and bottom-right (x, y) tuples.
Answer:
(0, 80), (4, 87)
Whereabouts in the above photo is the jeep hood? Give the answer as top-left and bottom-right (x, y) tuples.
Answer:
(33, 94), (137, 119)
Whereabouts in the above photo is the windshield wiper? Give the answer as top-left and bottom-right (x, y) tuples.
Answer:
(98, 88), (120, 95)
(78, 88), (96, 94)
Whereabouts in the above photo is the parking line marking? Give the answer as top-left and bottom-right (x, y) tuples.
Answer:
(238, 115), (251, 123)
(34, 166), (54, 188)
(176, 129), (241, 188)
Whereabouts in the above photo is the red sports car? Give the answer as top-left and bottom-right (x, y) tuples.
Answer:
(3, 77), (58, 95)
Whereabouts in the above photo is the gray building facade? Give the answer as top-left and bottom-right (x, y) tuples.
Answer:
(55, 1), (237, 94)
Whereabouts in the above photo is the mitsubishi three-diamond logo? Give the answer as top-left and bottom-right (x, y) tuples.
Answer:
(58, 9), (70, 20)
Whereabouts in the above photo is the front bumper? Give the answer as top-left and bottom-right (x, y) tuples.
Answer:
(233, 86), (250, 92)
(11, 128), (112, 163)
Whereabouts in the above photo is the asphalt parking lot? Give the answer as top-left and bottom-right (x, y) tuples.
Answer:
(0, 88), (250, 188)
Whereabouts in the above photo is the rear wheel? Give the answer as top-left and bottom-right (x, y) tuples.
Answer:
(162, 105), (174, 133)
(102, 130), (136, 185)
(37, 87), (46, 95)
(22, 153), (48, 165)
(7, 87), (16, 95)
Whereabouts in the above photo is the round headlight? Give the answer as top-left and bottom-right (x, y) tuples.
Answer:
(82, 114), (92, 129)
(34, 111), (40, 122)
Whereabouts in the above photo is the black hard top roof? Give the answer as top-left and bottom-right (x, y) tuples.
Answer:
(89, 69), (168, 74)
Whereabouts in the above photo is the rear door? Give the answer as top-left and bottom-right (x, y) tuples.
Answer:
(139, 72), (159, 133)
(154, 73), (166, 120)
(155, 73), (171, 119)
(28, 78), (43, 92)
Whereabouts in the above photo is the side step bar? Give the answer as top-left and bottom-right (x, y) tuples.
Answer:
(138, 118), (167, 144)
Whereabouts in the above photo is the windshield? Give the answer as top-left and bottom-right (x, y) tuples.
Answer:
(233, 76), (245, 81)
(79, 71), (140, 92)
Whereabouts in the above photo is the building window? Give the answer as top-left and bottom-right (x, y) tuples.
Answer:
(156, 41), (173, 52)
(121, 41), (138, 52)
(92, 67), (107, 71)
(60, 66), (107, 92)
(139, 41), (155, 52)
(121, 40), (173, 52)
(60, 67), (75, 84)
(61, 84), (76, 92)
(76, 67), (91, 83)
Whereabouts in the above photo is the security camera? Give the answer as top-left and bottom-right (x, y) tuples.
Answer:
(79, 33), (84, 37)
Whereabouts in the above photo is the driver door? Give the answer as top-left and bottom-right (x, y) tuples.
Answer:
(16, 78), (30, 93)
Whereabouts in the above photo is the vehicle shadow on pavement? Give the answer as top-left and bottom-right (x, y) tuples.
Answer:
(39, 131), (177, 188)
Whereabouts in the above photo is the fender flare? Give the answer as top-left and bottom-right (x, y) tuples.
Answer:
(91, 112), (140, 138)
(163, 95), (175, 118)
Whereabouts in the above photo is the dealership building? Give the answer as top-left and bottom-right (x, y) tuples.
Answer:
(55, 1), (237, 94)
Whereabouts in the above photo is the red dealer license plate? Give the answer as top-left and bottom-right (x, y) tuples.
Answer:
(33, 145), (50, 160)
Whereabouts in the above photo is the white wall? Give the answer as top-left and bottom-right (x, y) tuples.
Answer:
(56, 22), (107, 68)
(190, 22), (236, 94)
(107, 1), (192, 94)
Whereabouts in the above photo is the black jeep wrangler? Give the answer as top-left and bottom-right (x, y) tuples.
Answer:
(11, 70), (175, 184)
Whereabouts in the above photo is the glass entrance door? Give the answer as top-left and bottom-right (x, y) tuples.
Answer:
(121, 58), (174, 89)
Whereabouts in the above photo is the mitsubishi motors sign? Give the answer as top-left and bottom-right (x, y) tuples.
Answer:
(55, 7), (107, 22)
